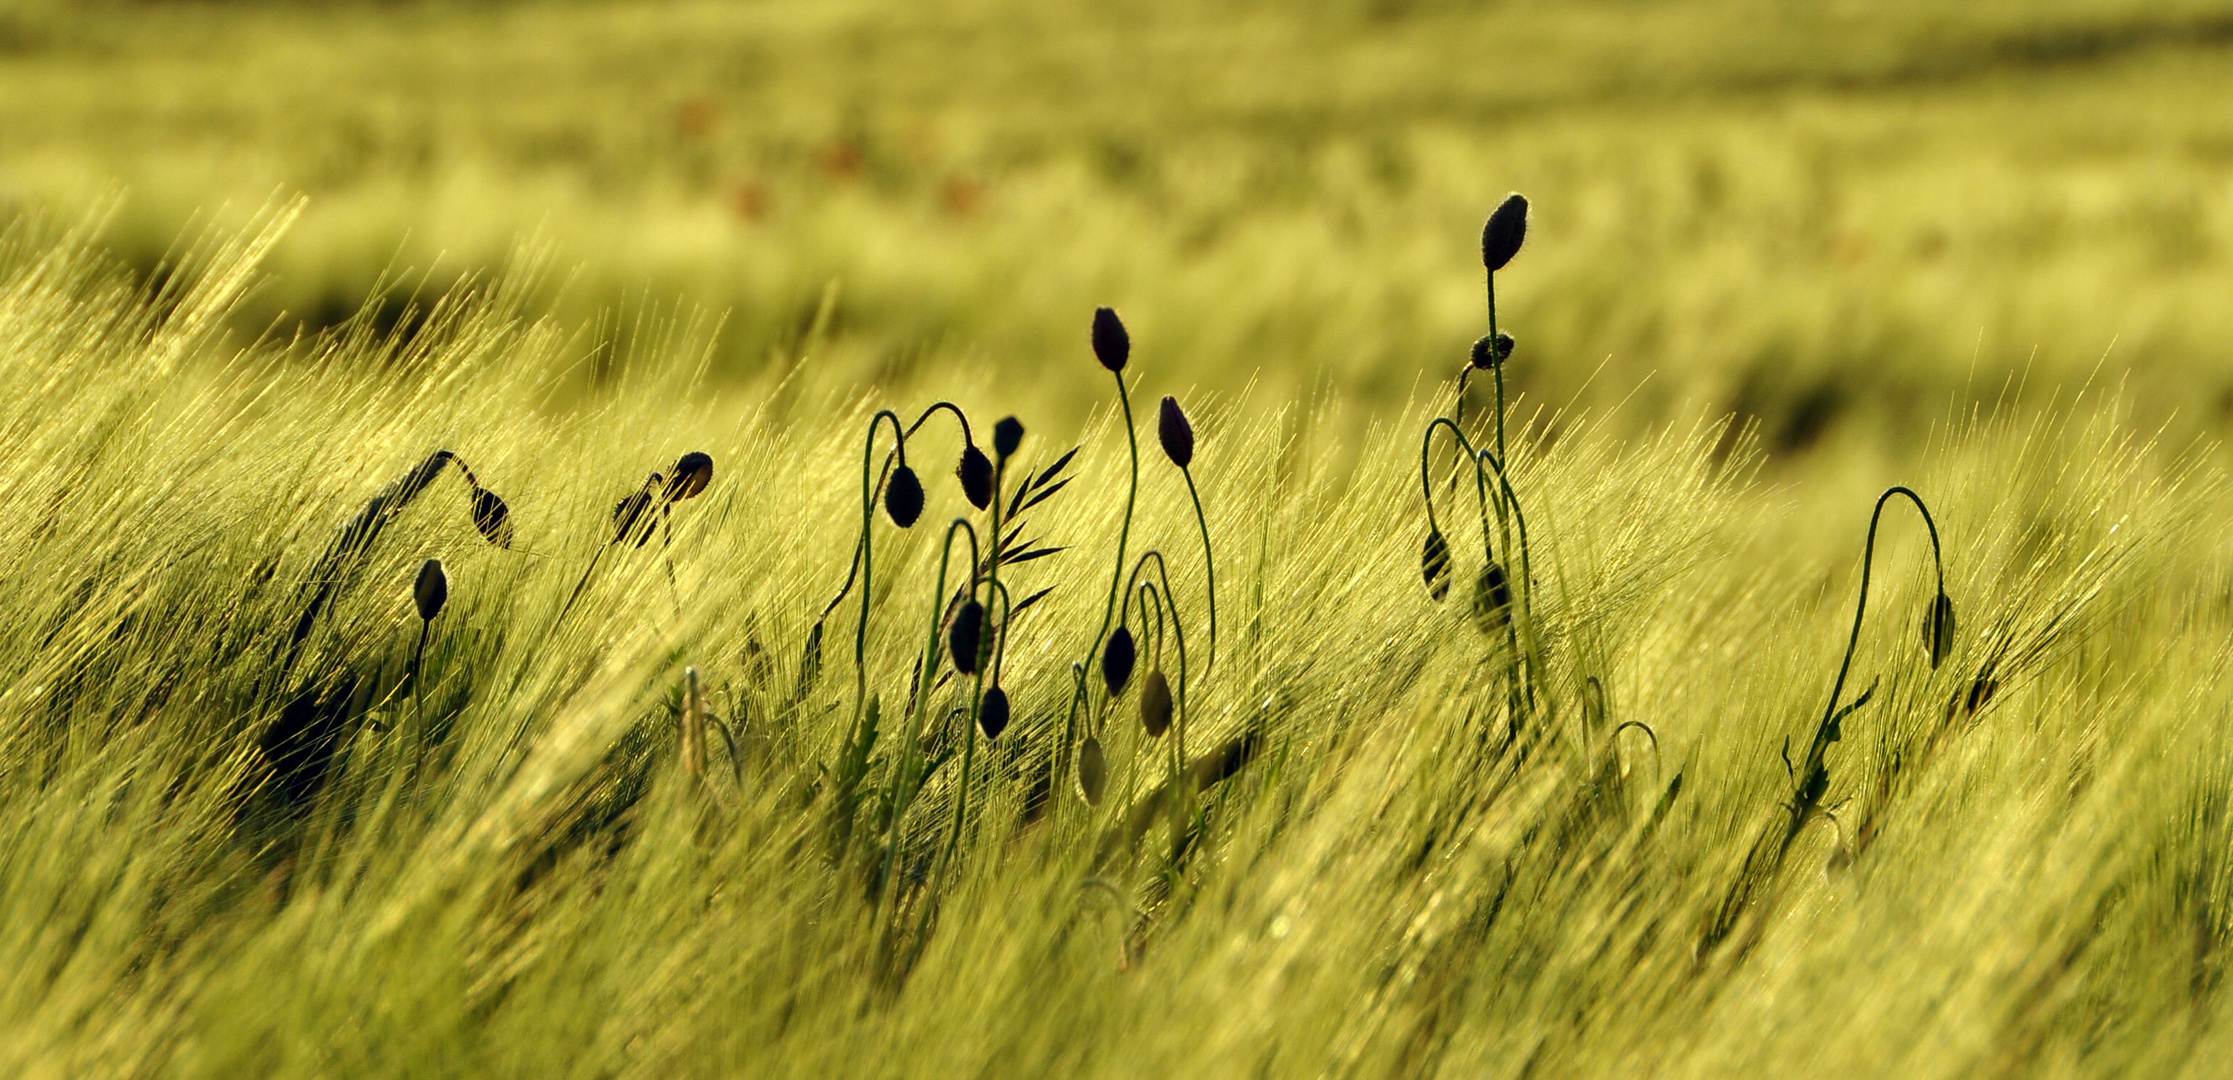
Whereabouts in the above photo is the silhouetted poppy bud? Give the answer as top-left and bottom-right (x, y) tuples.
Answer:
(1922, 592), (1956, 669)
(978, 686), (1010, 739)
(471, 488), (513, 549)
(950, 599), (985, 675)
(885, 466), (925, 527)
(1481, 193), (1529, 272)
(1079, 737), (1108, 805)
(1102, 626), (1136, 696)
(666, 452), (714, 501)
(1140, 670), (1173, 738)
(614, 485), (657, 545)
(1422, 528), (1451, 601)
(1472, 332), (1515, 370)
(1092, 306), (1129, 372)
(993, 416), (1024, 461)
(958, 445), (995, 511)
(1158, 396), (1194, 468)
(1472, 561), (1513, 634)
(414, 558), (448, 622)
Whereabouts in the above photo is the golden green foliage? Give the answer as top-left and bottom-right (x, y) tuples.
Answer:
(4, 2), (2233, 1074)
(5, 0), (2233, 439)
(0, 206), (2230, 1076)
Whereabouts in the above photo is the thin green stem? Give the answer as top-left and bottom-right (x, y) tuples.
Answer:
(849, 410), (908, 759)
(1180, 466), (1216, 674)
(875, 518), (978, 952)
(1063, 370), (1139, 808)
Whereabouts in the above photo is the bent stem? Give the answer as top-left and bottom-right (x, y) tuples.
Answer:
(848, 410), (909, 762)
(875, 517), (979, 959)
(1062, 369), (1139, 807)
(1179, 465), (1216, 674)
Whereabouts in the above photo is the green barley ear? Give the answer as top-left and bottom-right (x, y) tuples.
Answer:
(949, 598), (986, 675)
(1481, 193), (1529, 271)
(978, 685), (1010, 739)
(1092, 307), (1130, 372)
(885, 466), (925, 527)
(1422, 528), (1451, 601)
(414, 558), (448, 622)
(1079, 736), (1109, 805)
(1102, 625), (1137, 696)
(1922, 592), (1956, 669)
(1471, 561), (1512, 634)
(1140, 669), (1173, 738)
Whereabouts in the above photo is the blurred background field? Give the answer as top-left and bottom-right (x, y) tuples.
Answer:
(4, 0), (2233, 453)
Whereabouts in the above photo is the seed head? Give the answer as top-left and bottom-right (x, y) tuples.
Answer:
(1140, 670), (1173, 738)
(666, 452), (714, 501)
(414, 558), (448, 622)
(471, 488), (514, 549)
(1092, 307), (1129, 372)
(1158, 396), (1194, 469)
(1102, 626), (1137, 696)
(1079, 736), (1108, 805)
(885, 466), (925, 528)
(950, 599), (986, 675)
(1422, 529), (1451, 601)
(979, 686), (1010, 739)
(958, 445), (995, 511)
(1471, 561), (1513, 634)
(1481, 193), (1530, 272)
(1922, 592), (1957, 669)
(993, 416), (1024, 461)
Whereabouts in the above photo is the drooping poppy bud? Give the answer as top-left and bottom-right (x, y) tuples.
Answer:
(1472, 561), (1513, 634)
(1102, 626), (1136, 696)
(1092, 306), (1129, 372)
(978, 686), (1010, 739)
(958, 445), (995, 511)
(666, 452), (714, 501)
(885, 466), (925, 528)
(950, 599), (986, 675)
(471, 487), (514, 549)
(1079, 736), (1108, 805)
(1922, 592), (1957, 669)
(1140, 670), (1173, 738)
(1481, 193), (1529, 272)
(1422, 528), (1451, 601)
(1158, 396), (1194, 469)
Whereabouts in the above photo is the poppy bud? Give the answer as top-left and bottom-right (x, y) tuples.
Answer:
(958, 445), (995, 511)
(1922, 592), (1957, 669)
(993, 416), (1024, 461)
(978, 686), (1010, 739)
(414, 558), (448, 622)
(613, 485), (657, 545)
(1471, 561), (1513, 634)
(1140, 670), (1173, 738)
(1422, 529), (1451, 601)
(1091, 306), (1129, 372)
(950, 599), (985, 675)
(1481, 193), (1529, 272)
(1079, 737), (1108, 805)
(471, 488), (513, 549)
(885, 466), (925, 528)
(1158, 396), (1194, 469)
(666, 452), (714, 501)
(1102, 626), (1136, 696)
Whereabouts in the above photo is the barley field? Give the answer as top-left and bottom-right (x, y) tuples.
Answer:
(4, 2), (2233, 1077)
